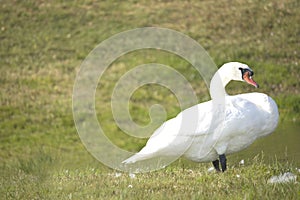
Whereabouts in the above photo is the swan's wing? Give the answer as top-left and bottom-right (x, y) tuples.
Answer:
(225, 93), (279, 135)
(236, 92), (278, 115)
(122, 101), (213, 164)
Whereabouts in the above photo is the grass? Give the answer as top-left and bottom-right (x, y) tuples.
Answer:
(0, 0), (299, 199)
(1, 154), (299, 199)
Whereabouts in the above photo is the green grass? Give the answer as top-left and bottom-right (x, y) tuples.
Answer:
(1, 153), (299, 199)
(0, 0), (299, 199)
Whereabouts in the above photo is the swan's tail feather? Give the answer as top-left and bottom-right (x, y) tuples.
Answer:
(122, 153), (153, 164)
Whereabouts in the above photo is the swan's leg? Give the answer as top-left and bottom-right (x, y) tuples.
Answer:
(212, 160), (220, 172)
(219, 154), (227, 172)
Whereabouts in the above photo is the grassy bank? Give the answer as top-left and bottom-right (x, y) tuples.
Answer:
(0, 0), (299, 199)
(1, 153), (299, 200)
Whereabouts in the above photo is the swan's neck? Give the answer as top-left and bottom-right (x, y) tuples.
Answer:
(209, 67), (231, 102)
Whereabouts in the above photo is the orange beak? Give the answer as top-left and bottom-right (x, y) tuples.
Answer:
(243, 71), (259, 88)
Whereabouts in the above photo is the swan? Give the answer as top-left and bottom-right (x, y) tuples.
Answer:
(122, 62), (279, 172)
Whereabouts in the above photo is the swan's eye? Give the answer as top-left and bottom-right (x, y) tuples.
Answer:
(239, 68), (253, 78)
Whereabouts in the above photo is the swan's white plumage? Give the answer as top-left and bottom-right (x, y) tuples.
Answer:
(122, 62), (279, 164)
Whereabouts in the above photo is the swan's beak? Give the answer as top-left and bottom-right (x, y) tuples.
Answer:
(243, 71), (259, 88)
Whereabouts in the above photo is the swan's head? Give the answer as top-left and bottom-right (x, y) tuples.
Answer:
(225, 62), (259, 88)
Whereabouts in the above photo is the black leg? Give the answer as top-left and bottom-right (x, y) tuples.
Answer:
(212, 160), (220, 172)
(219, 154), (227, 172)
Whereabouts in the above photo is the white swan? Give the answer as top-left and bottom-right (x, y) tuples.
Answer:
(122, 62), (279, 172)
